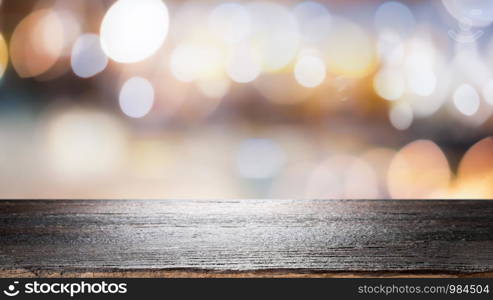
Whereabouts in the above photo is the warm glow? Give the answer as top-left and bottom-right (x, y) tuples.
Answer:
(247, 2), (300, 72)
(226, 43), (261, 83)
(170, 44), (198, 82)
(46, 110), (126, 179)
(0, 33), (7, 79)
(254, 73), (313, 105)
(324, 18), (376, 78)
(3, 0), (493, 200)
(306, 155), (378, 199)
(387, 140), (451, 198)
(453, 137), (493, 198)
(294, 54), (326, 88)
(100, 0), (169, 63)
(208, 2), (251, 44)
(361, 147), (396, 197)
(197, 77), (230, 99)
(10, 9), (64, 78)
(374, 68), (405, 101)
(170, 42), (225, 82)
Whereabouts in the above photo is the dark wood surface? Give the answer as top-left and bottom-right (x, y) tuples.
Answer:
(1, 200), (492, 277)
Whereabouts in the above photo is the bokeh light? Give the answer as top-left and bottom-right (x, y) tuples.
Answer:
(53, 6), (82, 58)
(170, 43), (199, 82)
(377, 31), (405, 67)
(374, 1), (415, 37)
(407, 68), (437, 97)
(46, 110), (126, 179)
(293, 1), (331, 44)
(10, 9), (64, 78)
(442, 0), (493, 27)
(306, 155), (378, 199)
(453, 137), (493, 198)
(324, 17), (376, 78)
(226, 43), (261, 83)
(361, 148), (396, 197)
(2, 1), (493, 199)
(374, 68), (405, 101)
(0, 33), (7, 79)
(71, 34), (108, 78)
(197, 77), (230, 99)
(254, 73), (313, 105)
(119, 77), (155, 118)
(453, 83), (480, 116)
(208, 2), (251, 44)
(170, 42), (225, 82)
(482, 79), (493, 105)
(247, 2), (300, 72)
(389, 102), (413, 130)
(294, 54), (326, 88)
(387, 140), (451, 198)
(404, 39), (438, 96)
(458, 137), (493, 182)
(100, 0), (169, 63)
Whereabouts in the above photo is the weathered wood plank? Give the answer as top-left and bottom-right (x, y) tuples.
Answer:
(0, 200), (492, 277)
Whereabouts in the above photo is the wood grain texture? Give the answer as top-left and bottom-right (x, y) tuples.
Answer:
(0, 200), (492, 278)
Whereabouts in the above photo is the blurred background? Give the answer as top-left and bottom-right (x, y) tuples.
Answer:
(1, 0), (493, 199)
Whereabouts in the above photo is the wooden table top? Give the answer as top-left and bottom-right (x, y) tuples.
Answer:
(1, 200), (492, 278)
